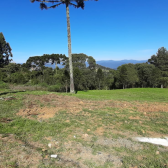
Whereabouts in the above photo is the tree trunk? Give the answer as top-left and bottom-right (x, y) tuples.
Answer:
(123, 84), (124, 89)
(161, 84), (163, 88)
(55, 61), (57, 75)
(66, 4), (75, 93)
(65, 80), (67, 93)
(99, 79), (100, 90)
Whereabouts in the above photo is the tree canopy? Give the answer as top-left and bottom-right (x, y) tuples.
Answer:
(148, 47), (168, 88)
(0, 32), (13, 68)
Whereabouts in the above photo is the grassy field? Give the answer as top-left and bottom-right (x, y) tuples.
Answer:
(0, 88), (168, 168)
(73, 88), (168, 102)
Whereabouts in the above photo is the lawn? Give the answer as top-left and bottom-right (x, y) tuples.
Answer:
(73, 88), (168, 102)
(0, 88), (168, 167)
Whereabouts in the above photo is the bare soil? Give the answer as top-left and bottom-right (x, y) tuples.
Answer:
(17, 93), (168, 120)
(1, 93), (168, 168)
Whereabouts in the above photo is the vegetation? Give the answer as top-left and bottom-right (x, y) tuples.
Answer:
(0, 47), (168, 92)
(31, 0), (98, 94)
(0, 89), (168, 167)
(0, 32), (13, 68)
(1, 32), (168, 91)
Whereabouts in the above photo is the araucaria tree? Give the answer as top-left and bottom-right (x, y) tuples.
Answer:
(0, 32), (13, 68)
(31, 0), (98, 93)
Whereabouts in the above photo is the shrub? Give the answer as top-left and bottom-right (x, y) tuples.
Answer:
(47, 84), (62, 92)
(40, 82), (48, 87)
(0, 81), (9, 89)
(10, 73), (27, 84)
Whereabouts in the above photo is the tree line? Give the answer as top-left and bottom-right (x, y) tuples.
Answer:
(1, 32), (168, 91)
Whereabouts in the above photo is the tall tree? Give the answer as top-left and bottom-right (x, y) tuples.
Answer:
(148, 47), (168, 88)
(118, 65), (127, 89)
(31, 0), (98, 93)
(135, 63), (155, 88)
(0, 32), (13, 68)
(96, 68), (104, 90)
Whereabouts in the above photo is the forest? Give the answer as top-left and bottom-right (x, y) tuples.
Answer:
(1, 32), (168, 92)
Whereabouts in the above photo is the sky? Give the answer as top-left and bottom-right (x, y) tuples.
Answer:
(1, 0), (168, 63)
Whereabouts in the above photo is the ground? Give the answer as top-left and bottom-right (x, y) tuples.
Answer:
(0, 89), (168, 168)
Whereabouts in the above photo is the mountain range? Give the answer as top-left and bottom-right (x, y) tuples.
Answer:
(45, 59), (148, 70)
(96, 60), (148, 69)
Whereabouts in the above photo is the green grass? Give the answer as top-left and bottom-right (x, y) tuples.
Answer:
(73, 88), (168, 102)
(0, 88), (168, 167)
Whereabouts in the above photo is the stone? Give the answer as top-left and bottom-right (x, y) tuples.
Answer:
(51, 154), (57, 158)
(48, 143), (52, 148)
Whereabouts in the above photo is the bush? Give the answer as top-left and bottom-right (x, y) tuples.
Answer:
(47, 84), (62, 92)
(10, 73), (27, 84)
(40, 82), (48, 87)
(30, 78), (39, 85)
(0, 81), (9, 89)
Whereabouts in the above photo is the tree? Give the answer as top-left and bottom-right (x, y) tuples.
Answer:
(87, 56), (96, 71)
(118, 65), (127, 89)
(0, 32), (13, 68)
(135, 63), (155, 88)
(96, 68), (104, 90)
(31, 0), (98, 93)
(149, 67), (161, 87)
(126, 64), (139, 88)
(148, 47), (168, 88)
(104, 70), (115, 90)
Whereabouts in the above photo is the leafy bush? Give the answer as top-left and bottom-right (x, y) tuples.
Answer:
(0, 81), (9, 89)
(30, 78), (39, 85)
(10, 73), (27, 84)
(40, 82), (48, 87)
(47, 84), (62, 92)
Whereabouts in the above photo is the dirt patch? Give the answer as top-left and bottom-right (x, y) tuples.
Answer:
(17, 94), (95, 120)
(95, 127), (105, 136)
(0, 134), (43, 168)
(96, 138), (143, 151)
(0, 118), (13, 123)
(60, 141), (122, 168)
(17, 94), (168, 120)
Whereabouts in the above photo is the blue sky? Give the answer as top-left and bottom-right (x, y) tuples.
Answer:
(1, 0), (168, 63)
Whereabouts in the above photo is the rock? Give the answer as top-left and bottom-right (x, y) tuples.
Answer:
(156, 151), (160, 155)
(87, 129), (90, 132)
(51, 154), (57, 158)
(48, 143), (52, 148)
(82, 134), (88, 138)
(141, 129), (145, 134)
(42, 148), (47, 152)
(44, 155), (48, 159)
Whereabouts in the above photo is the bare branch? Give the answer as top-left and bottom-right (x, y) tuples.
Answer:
(69, 2), (78, 8)
(48, 2), (62, 8)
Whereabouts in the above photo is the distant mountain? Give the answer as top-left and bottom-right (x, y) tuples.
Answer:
(19, 59), (148, 70)
(96, 60), (148, 69)
(45, 63), (64, 69)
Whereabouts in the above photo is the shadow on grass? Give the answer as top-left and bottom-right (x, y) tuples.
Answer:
(0, 90), (26, 96)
